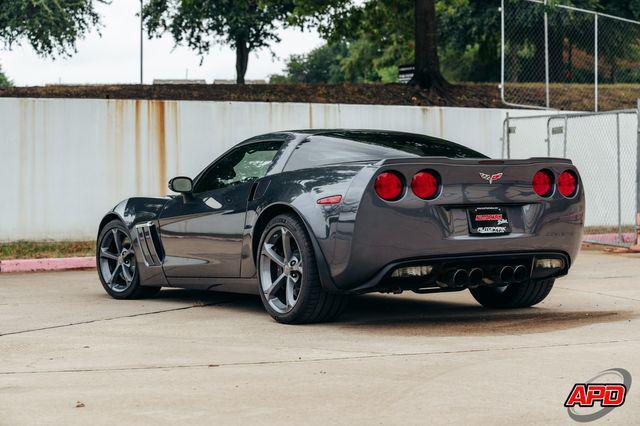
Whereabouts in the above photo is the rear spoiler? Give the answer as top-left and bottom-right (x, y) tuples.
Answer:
(376, 157), (574, 166)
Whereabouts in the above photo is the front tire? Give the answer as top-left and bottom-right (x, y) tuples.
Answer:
(257, 213), (348, 324)
(97, 220), (161, 299)
(470, 279), (555, 309)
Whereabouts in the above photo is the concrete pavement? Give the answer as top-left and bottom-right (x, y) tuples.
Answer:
(1, 250), (639, 425)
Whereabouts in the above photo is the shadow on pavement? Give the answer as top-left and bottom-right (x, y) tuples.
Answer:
(152, 288), (635, 336)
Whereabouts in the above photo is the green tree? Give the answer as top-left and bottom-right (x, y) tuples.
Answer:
(276, 0), (640, 86)
(0, 0), (105, 86)
(438, 0), (500, 82)
(319, 0), (452, 89)
(271, 42), (349, 83)
(595, 0), (640, 82)
(0, 0), (105, 55)
(0, 64), (11, 87)
(277, 0), (501, 84)
(317, 0), (414, 82)
(501, 0), (640, 84)
(143, 0), (343, 84)
(270, 38), (405, 84)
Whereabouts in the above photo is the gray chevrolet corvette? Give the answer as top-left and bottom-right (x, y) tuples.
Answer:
(97, 130), (584, 323)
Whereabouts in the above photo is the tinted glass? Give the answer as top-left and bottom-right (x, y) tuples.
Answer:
(285, 132), (487, 171)
(194, 140), (283, 193)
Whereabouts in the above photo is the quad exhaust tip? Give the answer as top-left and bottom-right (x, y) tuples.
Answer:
(499, 266), (514, 283)
(513, 265), (528, 283)
(498, 265), (528, 283)
(468, 268), (484, 285)
(448, 269), (468, 287)
(438, 265), (526, 288)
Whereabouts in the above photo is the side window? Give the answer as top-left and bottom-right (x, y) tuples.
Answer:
(194, 140), (283, 193)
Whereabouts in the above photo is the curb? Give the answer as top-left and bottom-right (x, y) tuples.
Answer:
(0, 257), (96, 273)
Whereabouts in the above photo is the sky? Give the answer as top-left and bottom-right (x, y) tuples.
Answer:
(0, 0), (325, 86)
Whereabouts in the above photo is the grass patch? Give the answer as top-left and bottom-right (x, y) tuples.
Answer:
(0, 241), (95, 260)
(584, 226), (637, 234)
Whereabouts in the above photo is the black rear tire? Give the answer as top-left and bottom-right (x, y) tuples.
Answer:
(469, 279), (555, 309)
(97, 220), (161, 300)
(257, 213), (348, 324)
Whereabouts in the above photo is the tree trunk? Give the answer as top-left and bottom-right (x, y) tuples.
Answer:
(409, 0), (449, 91)
(235, 37), (249, 85)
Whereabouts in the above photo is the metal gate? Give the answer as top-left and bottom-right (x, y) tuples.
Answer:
(502, 106), (640, 247)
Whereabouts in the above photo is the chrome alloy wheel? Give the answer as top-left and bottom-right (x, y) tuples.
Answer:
(99, 228), (137, 293)
(259, 226), (304, 314)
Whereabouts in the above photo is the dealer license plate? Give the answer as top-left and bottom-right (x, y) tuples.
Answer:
(468, 207), (511, 235)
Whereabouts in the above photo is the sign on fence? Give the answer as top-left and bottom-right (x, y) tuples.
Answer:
(398, 64), (414, 84)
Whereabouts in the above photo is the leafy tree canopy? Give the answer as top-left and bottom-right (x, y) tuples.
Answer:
(143, 0), (346, 84)
(274, 0), (497, 84)
(0, 64), (11, 87)
(274, 0), (640, 84)
(0, 0), (106, 56)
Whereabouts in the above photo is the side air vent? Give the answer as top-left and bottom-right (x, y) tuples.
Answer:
(135, 222), (164, 267)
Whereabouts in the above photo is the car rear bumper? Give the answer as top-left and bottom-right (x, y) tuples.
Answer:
(346, 251), (569, 294)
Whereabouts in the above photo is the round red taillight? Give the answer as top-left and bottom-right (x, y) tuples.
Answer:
(375, 172), (403, 201)
(532, 169), (554, 197)
(558, 170), (578, 198)
(411, 170), (440, 200)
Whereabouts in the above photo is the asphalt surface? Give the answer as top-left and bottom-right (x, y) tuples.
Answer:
(1, 250), (639, 425)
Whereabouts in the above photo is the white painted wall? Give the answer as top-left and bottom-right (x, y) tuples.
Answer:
(0, 98), (548, 241)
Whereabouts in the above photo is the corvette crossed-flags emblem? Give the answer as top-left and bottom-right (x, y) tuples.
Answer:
(479, 172), (504, 184)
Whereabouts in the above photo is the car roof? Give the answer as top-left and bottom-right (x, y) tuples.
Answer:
(238, 129), (450, 144)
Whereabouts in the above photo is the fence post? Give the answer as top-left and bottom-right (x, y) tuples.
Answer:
(500, 0), (505, 104)
(545, 118), (551, 157)
(544, 0), (550, 108)
(563, 115), (568, 157)
(594, 14), (599, 112)
(505, 112), (511, 159)
(635, 100), (640, 250)
(616, 113), (622, 243)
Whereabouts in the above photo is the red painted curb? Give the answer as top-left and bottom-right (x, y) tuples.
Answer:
(584, 232), (636, 246)
(0, 257), (96, 273)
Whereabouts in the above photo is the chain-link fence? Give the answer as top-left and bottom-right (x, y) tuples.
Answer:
(502, 106), (639, 247)
(501, 0), (640, 111)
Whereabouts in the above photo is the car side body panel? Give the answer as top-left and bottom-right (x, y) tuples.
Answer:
(100, 197), (171, 287)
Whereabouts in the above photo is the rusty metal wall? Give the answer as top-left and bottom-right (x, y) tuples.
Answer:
(0, 98), (534, 241)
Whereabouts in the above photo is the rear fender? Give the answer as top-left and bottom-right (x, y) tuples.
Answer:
(243, 166), (365, 292)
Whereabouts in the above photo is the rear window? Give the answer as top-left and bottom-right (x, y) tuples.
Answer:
(284, 132), (486, 171)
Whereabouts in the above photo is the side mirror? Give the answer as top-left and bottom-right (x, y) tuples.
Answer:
(168, 176), (193, 194)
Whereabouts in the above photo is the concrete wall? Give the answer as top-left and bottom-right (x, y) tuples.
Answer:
(0, 98), (542, 241)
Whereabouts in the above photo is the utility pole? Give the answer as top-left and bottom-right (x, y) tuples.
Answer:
(140, 0), (144, 84)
